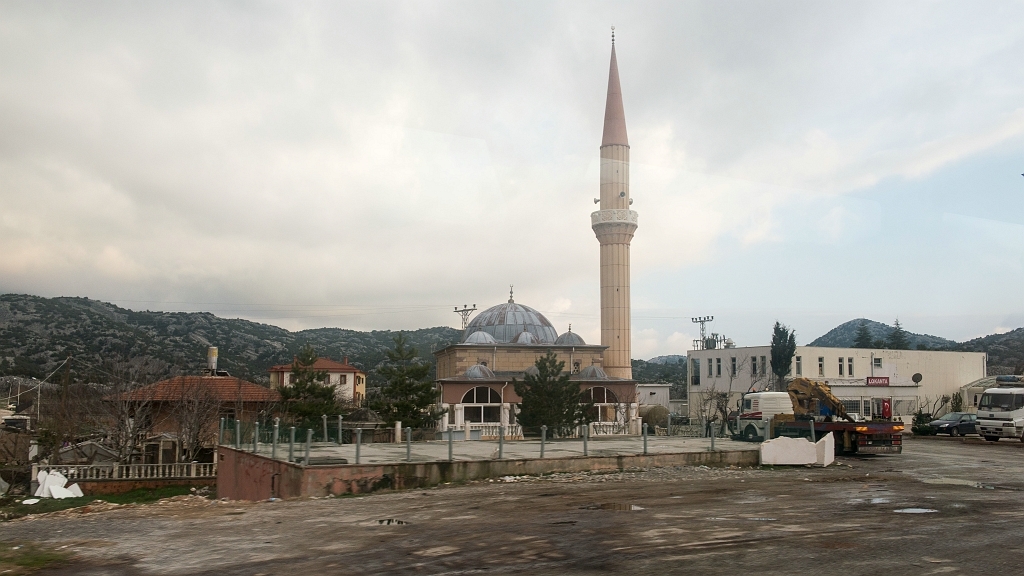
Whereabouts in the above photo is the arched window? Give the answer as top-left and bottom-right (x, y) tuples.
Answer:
(462, 386), (502, 404)
(582, 386), (617, 404)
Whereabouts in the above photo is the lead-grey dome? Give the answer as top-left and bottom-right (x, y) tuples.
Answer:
(554, 330), (586, 346)
(464, 330), (497, 344)
(461, 296), (557, 344)
(512, 330), (540, 344)
(578, 365), (610, 380)
(464, 364), (496, 379)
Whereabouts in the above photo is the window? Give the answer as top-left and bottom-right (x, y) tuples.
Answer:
(847, 358), (854, 377)
(692, 359), (701, 386)
(873, 357), (882, 369)
(464, 406), (501, 423)
(818, 357), (825, 377)
(708, 358), (713, 377)
(838, 358), (844, 376)
(760, 356), (767, 376)
(795, 356), (802, 376)
(583, 386), (618, 404)
(461, 386), (502, 404)
(340, 374), (347, 385)
(730, 357), (737, 376)
(572, 361), (581, 374)
(716, 358), (722, 377)
(751, 356), (758, 375)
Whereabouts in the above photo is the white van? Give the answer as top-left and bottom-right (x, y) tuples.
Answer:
(976, 385), (1024, 442)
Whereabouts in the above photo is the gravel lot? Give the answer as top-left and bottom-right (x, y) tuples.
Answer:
(2, 436), (1022, 575)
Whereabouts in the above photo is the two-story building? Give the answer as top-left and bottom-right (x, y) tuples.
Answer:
(269, 357), (366, 405)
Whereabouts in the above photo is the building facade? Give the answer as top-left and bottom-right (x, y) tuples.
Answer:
(269, 357), (366, 405)
(687, 345), (987, 420)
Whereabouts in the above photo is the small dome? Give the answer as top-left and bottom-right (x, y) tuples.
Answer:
(524, 365), (540, 378)
(554, 330), (586, 346)
(578, 365), (609, 380)
(464, 330), (497, 344)
(464, 364), (496, 379)
(512, 330), (540, 344)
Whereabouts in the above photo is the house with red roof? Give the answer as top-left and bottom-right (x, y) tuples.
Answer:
(268, 356), (366, 405)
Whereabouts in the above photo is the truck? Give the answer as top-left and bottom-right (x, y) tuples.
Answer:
(976, 377), (1024, 442)
(728, 377), (904, 455)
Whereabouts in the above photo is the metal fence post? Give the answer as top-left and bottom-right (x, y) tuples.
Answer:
(355, 428), (362, 465)
(234, 420), (241, 449)
(540, 425), (547, 458)
(642, 422), (648, 455)
(218, 418), (225, 444)
(809, 420), (816, 443)
(272, 418), (280, 460)
(667, 415), (672, 437)
(304, 429), (312, 465)
(288, 426), (295, 462)
(322, 414), (327, 443)
(498, 426), (504, 459)
(405, 427), (412, 462)
(710, 423), (716, 451)
(253, 421), (259, 453)
(337, 415), (343, 445)
(447, 428), (453, 462)
(583, 424), (589, 457)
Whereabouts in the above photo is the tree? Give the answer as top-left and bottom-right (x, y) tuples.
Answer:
(514, 352), (592, 438)
(886, 319), (910, 350)
(279, 344), (338, 428)
(769, 322), (797, 391)
(853, 322), (874, 349)
(169, 378), (221, 462)
(369, 334), (443, 428)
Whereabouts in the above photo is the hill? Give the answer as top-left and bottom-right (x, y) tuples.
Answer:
(956, 328), (1024, 375)
(809, 319), (955, 350)
(0, 294), (461, 386)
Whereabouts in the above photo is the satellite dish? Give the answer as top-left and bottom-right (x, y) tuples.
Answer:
(912, 373), (923, 383)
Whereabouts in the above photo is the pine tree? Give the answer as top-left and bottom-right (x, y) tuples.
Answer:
(279, 343), (339, 428)
(369, 334), (443, 428)
(514, 352), (593, 437)
(853, 322), (874, 348)
(769, 322), (797, 391)
(886, 319), (910, 350)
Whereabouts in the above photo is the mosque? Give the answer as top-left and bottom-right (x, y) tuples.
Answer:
(433, 36), (640, 435)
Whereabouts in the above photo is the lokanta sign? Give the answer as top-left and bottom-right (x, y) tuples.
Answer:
(866, 376), (890, 386)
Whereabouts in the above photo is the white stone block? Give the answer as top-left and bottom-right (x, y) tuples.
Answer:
(815, 433), (835, 467)
(759, 435), (816, 466)
(67, 483), (84, 498)
(49, 485), (74, 499)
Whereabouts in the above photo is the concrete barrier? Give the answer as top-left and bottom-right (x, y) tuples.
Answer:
(760, 433), (834, 466)
(216, 446), (760, 501)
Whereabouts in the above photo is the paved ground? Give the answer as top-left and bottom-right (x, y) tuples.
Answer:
(3, 436), (1023, 575)
(254, 434), (748, 464)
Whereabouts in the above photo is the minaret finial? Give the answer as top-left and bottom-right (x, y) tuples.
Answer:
(611, 26), (615, 45)
(568, 323), (572, 332)
(508, 285), (514, 303)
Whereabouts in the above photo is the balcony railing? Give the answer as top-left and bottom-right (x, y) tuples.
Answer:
(32, 462), (217, 481)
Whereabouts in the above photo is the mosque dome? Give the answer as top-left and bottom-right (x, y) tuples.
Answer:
(461, 292), (557, 344)
(512, 330), (540, 344)
(554, 327), (586, 346)
(524, 365), (540, 378)
(464, 330), (498, 344)
(464, 364), (496, 379)
(578, 365), (610, 380)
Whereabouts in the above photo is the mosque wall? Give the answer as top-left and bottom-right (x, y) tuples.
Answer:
(434, 345), (605, 380)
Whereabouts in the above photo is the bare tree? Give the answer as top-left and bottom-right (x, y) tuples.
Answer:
(96, 359), (157, 464)
(169, 378), (221, 462)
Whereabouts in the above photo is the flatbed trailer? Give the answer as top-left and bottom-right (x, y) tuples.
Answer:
(772, 420), (904, 455)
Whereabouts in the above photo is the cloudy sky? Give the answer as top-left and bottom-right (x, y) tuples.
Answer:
(2, 1), (1023, 358)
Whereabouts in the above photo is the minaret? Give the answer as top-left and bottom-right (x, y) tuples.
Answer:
(592, 31), (637, 379)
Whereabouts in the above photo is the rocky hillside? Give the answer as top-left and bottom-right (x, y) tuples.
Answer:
(810, 319), (955, 349)
(0, 294), (461, 386)
(957, 328), (1024, 375)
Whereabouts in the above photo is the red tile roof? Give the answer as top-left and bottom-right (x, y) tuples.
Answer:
(123, 376), (280, 403)
(268, 357), (364, 373)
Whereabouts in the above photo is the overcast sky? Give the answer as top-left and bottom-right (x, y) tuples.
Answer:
(2, 1), (1023, 359)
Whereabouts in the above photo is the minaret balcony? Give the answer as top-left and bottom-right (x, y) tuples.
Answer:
(591, 209), (638, 227)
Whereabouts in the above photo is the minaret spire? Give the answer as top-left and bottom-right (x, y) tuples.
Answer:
(591, 33), (637, 380)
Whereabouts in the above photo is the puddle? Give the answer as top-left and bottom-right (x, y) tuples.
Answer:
(744, 517), (777, 521)
(670, 496), (683, 499)
(870, 498), (890, 504)
(921, 478), (989, 489)
(376, 519), (409, 525)
(894, 508), (938, 514)
(599, 503), (645, 511)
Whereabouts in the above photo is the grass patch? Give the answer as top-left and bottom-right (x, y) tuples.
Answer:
(0, 542), (72, 574)
(0, 485), (208, 521)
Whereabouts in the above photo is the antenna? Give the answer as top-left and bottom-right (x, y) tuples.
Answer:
(691, 315), (713, 350)
(453, 304), (477, 330)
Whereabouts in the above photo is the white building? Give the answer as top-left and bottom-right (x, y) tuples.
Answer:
(687, 345), (987, 420)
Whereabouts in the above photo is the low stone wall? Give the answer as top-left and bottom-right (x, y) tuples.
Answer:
(76, 478), (214, 496)
(216, 446), (759, 501)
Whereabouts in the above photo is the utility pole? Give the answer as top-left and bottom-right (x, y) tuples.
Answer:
(691, 316), (713, 350)
(453, 305), (477, 330)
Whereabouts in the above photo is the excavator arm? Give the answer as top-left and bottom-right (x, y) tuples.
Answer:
(786, 377), (854, 422)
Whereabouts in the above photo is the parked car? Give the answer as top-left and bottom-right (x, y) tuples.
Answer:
(928, 412), (977, 436)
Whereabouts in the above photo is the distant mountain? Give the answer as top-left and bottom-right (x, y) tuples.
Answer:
(809, 319), (955, 350)
(0, 294), (461, 386)
(957, 328), (1024, 375)
(646, 354), (686, 365)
